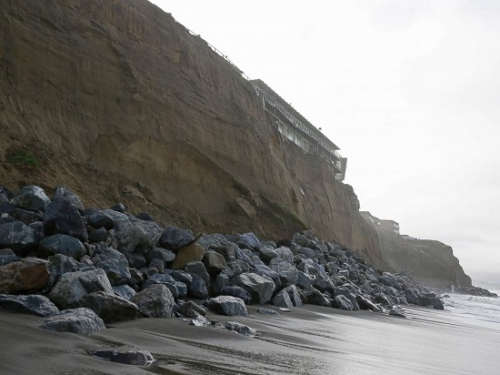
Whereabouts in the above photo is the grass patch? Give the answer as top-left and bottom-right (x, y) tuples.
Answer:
(6, 150), (39, 168)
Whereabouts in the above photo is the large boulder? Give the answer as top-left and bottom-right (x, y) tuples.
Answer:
(0, 258), (49, 293)
(239, 232), (261, 251)
(81, 291), (138, 323)
(188, 274), (209, 299)
(419, 293), (444, 310)
(224, 321), (256, 336)
(0, 248), (19, 266)
(38, 234), (86, 260)
(52, 186), (84, 211)
(49, 269), (113, 309)
(219, 285), (252, 304)
(356, 295), (382, 312)
(232, 273), (275, 304)
(10, 185), (50, 212)
(172, 244), (204, 270)
(333, 295), (354, 311)
(272, 290), (293, 309)
(158, 226), (194, 251)
(40, 307), (106, 334)
(177, 300), (206, 318)
(184, 261), (211, 285)
(206, 296), (248, 316)
(46, 254), (92, 290)
(131, 284), (175, 318)
(284, 285), (302, 307)
(43, 199), (88, 242)
(110, 214), (162, 253)
(306, 288), (331, 307)
(270, 260), (299, 286)
(92, 247), (131, 286)
(202, 251), (227, 277)
(258, 245), (278, 263)
(0, 221), (39, 255)
(112, 285), (136, 301)
(87, 210), (115, 229)
(0, 294), (59, 317)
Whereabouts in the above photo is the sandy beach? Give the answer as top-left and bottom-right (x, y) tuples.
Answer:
(2, 302), (499, 375)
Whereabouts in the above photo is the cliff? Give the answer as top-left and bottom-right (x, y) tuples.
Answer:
(0, 0), (380, 264)
(375, 227), (472, 292)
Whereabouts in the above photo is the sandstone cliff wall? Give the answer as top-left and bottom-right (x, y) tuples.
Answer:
(376, 228), (472, 291)
(0, 0), (380, 264)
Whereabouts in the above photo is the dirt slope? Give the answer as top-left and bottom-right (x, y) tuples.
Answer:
(0, 0), (380, 264)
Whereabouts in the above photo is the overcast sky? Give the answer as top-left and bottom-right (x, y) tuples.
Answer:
(150, 0), (500, 284)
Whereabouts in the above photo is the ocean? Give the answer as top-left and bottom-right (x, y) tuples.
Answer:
(1, 293), (500, 375)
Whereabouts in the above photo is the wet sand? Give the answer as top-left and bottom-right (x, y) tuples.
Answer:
(1, 304), (499, 375)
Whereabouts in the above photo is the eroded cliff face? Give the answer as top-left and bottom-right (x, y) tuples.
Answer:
(0, 0), (380, 264)
(376, 228), (472, 291)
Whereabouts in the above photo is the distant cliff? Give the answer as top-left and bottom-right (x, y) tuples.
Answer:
(0, 1), (380, 263)
(373, 224), (472, 292)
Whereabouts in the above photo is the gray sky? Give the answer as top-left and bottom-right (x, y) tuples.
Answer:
(150, 0), (500, 283)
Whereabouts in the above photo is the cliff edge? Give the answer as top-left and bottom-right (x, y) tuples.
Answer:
(0, 0), (380, 263)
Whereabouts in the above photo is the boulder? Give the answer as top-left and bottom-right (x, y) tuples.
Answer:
(202, 251), (227, 277)
(92, 247), (131, 286)
(87, 210), (115, 229)
(0, 220), (38, 255)
(177, 300), (206, 318)
(333, 295), (354, 311)
(405, 289), (420, 305)
(113, 284), (136, 300)
(219, 285), (252, 304)
(131, 284), (175, 318)
(275, 247), (294, 263)
(306, 288), (331, 307)
(232, 273), (275, 304)
(10, 185), (50, 212)
(188, 274), (209, 299)
(125, 253), (147, 269)
(111, 215), (162, 253)
(253, 261), (281, 289)
(46, 254), (91, 290)
(224, 321), (256, 336)
(38, 234), (86, 260)
(11, 208), (43, 224)
(206, 296), (248, 316)
(172, 244), (205, 270)
(88, 227), (108, 243)
(185, 261), (211, 285)
(284, 285), (303, 307)
(43, 199), (88, 241)
(239, 232), (261, 251)
(189, 315), (211, 327)
(81, 291), (138, 323)
(211, 243), (237, 261)
(419, 293), (444, 310)
(257, 308), (280, 315)
(49, 269), (113, 309)
(0, 294), (59, 317)
(389, 305), (407, 318)
(356, 295), (382, 312)
(258, 245), (278, 263)
(0, 258), (49, 293)
(271, 260), (299, 286)
(158, 226), (194, 251)
(0, 248), (19, 266)
(52, 186), (84, 211)
(40, 307), (106, 334)
(90, 346), (154, 366)
(147, 247), (176, 263)
(272, 290), (293, 309)
(169, 270), (193, 287)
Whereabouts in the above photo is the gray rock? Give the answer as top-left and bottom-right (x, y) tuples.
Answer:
(111, 215), (162, 254)
(219, 285), (252, 304)
(49, 269), (114, 309)
(253, 261), (281, 289)
(158, 226), (194, 251)
(131, 284), (175, 318)
(11, 208), (43, 224)
(169, 270), (193, 287)
(188, 274), (209, 299)
(258, 245), (278, 263)
(0, 221), (38, 255)
(273, 289), (293, 309)
(232, 273), (275, 304)
(10, 186), (50, 212)
(239, 232), (261, 250)
(271, 261), (299, 286)
(110, 203), (126, 213)
(389, 305), (407, 318)
(189, 315), (211, 327)
(356, 295), (382, 312)
(113, 284), (136, 300)
(53, 186), (84, 211)
(90, 346), (154, 366)
(40, 307), (106, 334)
(0, 248), (19, 266)
(207, 295), (247, 316)
(43, 199), (88, 242)
(284, 285), (303, 307)
(39, 234), (86, 260)
(334, 295), (354, 310)
(92, 247), (131, 286)
(257, 308), (280, 315)
(224, 321), (256, 336)
(419, 293), (444, 310)
(0, 294), (59, 317)
(88, 210), (115, 229)
(296, 271), (312, 289)
(185, 261), (211, 285)
(211, 243), (237, 261)
(405, 289), (420, 305)
(88, 227), (108, 243)
(213, 272), (230, 294)
(125, 253), (147, 269)
(148, 247), (176, 263)
(178, 300), (206, 318)
(149, 258), (165, 274)
(202, 251), (227, 277)
(306, 288), (331, 307)
(46, 254), (92, 290)
(81, 291), (138, 323)
(275, 247), (294, 263)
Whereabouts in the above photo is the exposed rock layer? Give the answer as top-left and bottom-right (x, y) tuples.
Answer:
(0, 0), (379, 264)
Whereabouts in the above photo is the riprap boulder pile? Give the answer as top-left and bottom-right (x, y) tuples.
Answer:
(0, 184), (495, 335)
